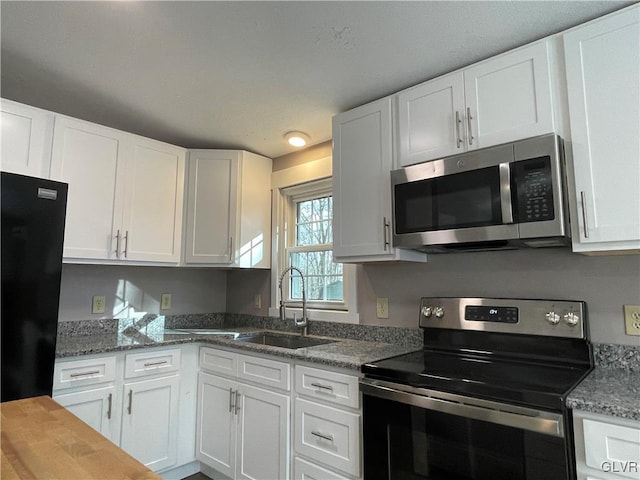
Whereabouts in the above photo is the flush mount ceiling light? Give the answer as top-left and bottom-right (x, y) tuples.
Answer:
(284, 131), (311, 148)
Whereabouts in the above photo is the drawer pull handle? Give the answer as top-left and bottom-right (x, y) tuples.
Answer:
(70, 370), (100, 378)
(311, 431), (334, 442)
(310, 382), (334, 392)
(107, 393), (112, 420)
(143, 360), (168, 367)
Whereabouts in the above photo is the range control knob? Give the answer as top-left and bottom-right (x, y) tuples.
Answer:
(546, 311), (560, 325)
(421, 306), (434, 318)
(434, 307), (445, 318)
(564, 312), (580, 327)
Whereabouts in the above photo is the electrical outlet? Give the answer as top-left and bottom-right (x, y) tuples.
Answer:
(161, 293), (172, 310)
(92, 295), (106, 314)
(254, 294), (262, 309)
(624, 305), (640, 336)
(376, 297), (389, 319)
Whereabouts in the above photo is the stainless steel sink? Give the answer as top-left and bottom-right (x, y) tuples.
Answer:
(234, 333), (335, 349)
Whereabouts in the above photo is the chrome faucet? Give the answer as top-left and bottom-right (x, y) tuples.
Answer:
(278, 266), (308, 336)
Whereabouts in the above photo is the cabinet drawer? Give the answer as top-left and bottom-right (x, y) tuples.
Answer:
(124, 348), (181, 379)
(295, 398), (361, 477)
(237, 353), (290, 391)
(53, 355), (116, 390)
(295, 365), (359, 409)
(294, 456), (350, 480)
(583, 418), (640, 480)
(199, 347), (237, 376)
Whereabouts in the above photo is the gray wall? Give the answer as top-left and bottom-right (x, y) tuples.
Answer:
(58, 264), (227, 321)
(357, 248), (640, 346)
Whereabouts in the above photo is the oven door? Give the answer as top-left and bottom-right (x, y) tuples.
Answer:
(361, 378), (572, 480)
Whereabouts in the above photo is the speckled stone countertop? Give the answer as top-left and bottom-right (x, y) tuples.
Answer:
(567, 343), (640, 421)
(56, 314), (423, 371)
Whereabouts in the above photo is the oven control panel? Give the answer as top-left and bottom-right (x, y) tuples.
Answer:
(419, 297), (586, 339)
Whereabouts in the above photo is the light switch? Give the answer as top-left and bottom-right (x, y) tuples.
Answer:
(161, 293), (172, 310)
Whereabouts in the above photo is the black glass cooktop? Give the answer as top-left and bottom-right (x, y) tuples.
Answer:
(362, 348), (592, 411)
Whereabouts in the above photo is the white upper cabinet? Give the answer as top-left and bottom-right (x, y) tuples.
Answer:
(51, 115), (185, 263)
(184, 150), (272, 268)
(332, 97), (426, 263)
(563, 4), (640, 253)
(397, 73), (466, 165)
(397, 38), (561, 167)
(1, 99), (54, 178)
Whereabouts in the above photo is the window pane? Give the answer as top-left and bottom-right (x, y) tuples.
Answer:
(296, 196), (333, 246)
(290, 250), (343, 302)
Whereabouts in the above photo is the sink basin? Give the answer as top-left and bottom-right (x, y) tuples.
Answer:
(234, 333), (335, 349)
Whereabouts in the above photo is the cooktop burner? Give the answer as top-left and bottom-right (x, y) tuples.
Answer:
(362, 297), (593, 412)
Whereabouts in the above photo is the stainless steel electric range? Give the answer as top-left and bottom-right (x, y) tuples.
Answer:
(361, 297), (593, 480)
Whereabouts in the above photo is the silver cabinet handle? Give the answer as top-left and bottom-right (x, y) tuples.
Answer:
(127, 389), (133, 415)
(311, 431), (334, 442)
(467, 107), (474, 146)
(383, 217), (390, 251)
(107, 393), (112, 420)
(455, 110), (462, 148)
(123, 230), (129, 258)
(310, 382), (334, 392)
(70, 370), (100, 378)
(115, 230), (121, 257)
(229, 388), (235, 413)
(234, 390), (241, 415)
(143, 360), (168, 368)
(580, 191), (590, 238)
(228, 236), (234, 263)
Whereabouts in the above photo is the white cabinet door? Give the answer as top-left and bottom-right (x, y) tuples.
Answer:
(54, 385), (117, 442)
(464, 40), (555, 150)
(51, 115), (186, 263)
(236, 383), (290, 480)
(121, 138), (185, 262)
(397, 72), (466, 166)
(184, 150), (272, 267)
(50, 115), (125, 260)
(185, 150), (239, 264)
(564, 5), (640, 252)
(196, 371), (236, 477)
(332, 97), (426, 263)
(120, 375), (180, 472)
(0, 99), (54, 178)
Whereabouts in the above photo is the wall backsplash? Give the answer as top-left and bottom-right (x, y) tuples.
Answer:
(58, 264), (227, 321)
(357, 248), (640, 346)
(59, 248), (640, 346)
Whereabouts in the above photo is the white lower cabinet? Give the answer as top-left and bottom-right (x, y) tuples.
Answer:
(53, 347), (187, 473)
(197, 347), (291, 480)
(573, 410), (640, 480)
(120, 374), (180, 472)
(293, 364), (362, 480)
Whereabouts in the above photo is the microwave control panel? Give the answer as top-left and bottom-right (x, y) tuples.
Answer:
(512, 156), (555, 223)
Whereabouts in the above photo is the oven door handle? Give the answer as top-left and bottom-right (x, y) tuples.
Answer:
(360, 378), (564, 438)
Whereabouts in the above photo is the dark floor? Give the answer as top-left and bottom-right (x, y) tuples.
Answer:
(182, 473), (213, 480)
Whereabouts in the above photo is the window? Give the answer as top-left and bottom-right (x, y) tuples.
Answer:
(286, 190), (344, 306)
(270, 157), (358, 323)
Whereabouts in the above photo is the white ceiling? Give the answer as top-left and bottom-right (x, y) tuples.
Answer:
(1, 1), (631, 159)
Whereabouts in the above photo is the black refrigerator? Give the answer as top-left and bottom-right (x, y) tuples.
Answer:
(1, 171), (68, 402)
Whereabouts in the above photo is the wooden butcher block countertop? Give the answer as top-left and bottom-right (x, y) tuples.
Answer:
(1, 396), (160, 480)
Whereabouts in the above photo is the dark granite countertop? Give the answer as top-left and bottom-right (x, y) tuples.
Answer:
(566, 343), (640, 421)
(55, 323), (420, 371)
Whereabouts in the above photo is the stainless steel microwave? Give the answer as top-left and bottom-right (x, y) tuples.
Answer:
(390, 134), (570, 252)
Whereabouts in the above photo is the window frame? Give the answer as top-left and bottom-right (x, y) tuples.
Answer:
(269, 156), (358, 324)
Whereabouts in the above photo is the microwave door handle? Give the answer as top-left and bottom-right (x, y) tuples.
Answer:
(499, 163), (514, 224)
